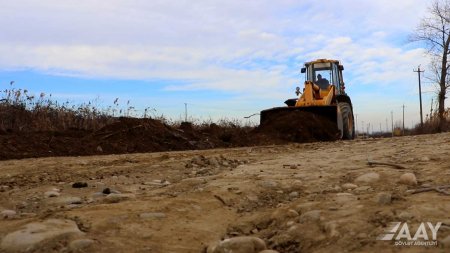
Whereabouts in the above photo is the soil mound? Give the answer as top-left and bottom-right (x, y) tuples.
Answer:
(256, 110), (340, 142)
(90, 117), (191, 153)
(0, 114), (340, 160)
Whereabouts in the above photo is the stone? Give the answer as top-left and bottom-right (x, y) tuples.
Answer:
(397, 211), (414, 221)
(48, 196), (83, 205)
(354, 172), (380, 184)
(323, 221), (339, 237)
(334, 193), (358, 204)
(68, 239), (95, 251)
(299, 210), (321, 222)
(139, 212), (166, 219)
(286, 221), (295, 227)
(0, 219), (83, 252)
(331, 185), (342, 192)
(287, 209), (299, 217)
(104, 193), (135, 203)
(44, 191), (60, 198)
(270, 208), (298, 222)
(376, 192), (392, 205)
(72, 182), (88, 188)
(259, 180), (278, 189)
(342, 183), (358, 190)
(102, 188), (111, 194)
(50, 187), (61, 192)
(207, 236), (266, 253)
(0, 185), (10, 192)
(293, 202), (317, 214)
(419, 156), (430, 162)
(259, 251), (280, 253)
(92, 192), (105, 199)
(209, 157), (220, 167)
(289, 191), (299, 198)
(1, 210), (16, 219)
(353, 186), (372, 193)
(399, 173), (417, 186)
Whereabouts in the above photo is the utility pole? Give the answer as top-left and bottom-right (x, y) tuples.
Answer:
(355, 114), (358, 135)
(362, 121), (365, 136)
(402, 104), (406, 135)
(413, 66), (425, 127)
(379, 123), (382, 133)
(385, 118), (388, 133)
(184, 103), (188, 122)
(430, 98), (434, 120)
(391, 111), (394, 137)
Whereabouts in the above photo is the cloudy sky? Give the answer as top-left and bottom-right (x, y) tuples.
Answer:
(0, 0), (439, 131)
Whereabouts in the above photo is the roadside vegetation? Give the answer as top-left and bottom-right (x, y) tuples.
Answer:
(0, 84), (254, 134)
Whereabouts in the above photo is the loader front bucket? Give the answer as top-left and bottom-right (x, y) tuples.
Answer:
(260, 106), (337, 126)
(258, 105), (340, 142)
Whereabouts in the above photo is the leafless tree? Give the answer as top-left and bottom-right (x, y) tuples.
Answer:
(412, 0), (450, 131)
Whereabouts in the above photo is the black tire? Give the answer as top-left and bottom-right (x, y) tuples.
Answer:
(338, 102), (355, 140)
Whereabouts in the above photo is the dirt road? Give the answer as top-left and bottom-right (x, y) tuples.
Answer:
(0, 133), (449, 252)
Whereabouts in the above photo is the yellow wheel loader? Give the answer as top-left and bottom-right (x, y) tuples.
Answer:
(260, 59), (355, 140)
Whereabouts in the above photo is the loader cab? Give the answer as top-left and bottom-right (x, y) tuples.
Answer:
(301, 60), (345, 94)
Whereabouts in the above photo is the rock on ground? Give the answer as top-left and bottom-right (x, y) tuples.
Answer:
(68, 238), (95, 252)
(341, 183), (358, 190)
(354, 172), (380, 184)
(104, 193), (135, 203)
(399, 173), (417, 186)
(299, 210), (322, 222)
(44, 191), (60, 198)
(0, 219), (83, 252)
(47, 196), (83, 205)
(375, 192), (392, 205)
(1, 210), (16, 219)
(334, 193), (358, 204)
(207, 236), (267, 253)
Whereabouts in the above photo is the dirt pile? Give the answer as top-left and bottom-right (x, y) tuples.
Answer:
(0, 114), (339, 160)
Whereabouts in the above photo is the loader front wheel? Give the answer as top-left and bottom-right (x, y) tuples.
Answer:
(338, 102), (355, 140)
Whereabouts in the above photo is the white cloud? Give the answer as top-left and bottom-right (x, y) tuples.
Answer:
(0, 0), (437, 124)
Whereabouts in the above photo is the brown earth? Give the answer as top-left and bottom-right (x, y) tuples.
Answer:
(0, 133), (449, 252)
(0, 115), (339, 161)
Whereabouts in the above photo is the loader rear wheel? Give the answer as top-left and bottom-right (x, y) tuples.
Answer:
(338, 102), (355, 140)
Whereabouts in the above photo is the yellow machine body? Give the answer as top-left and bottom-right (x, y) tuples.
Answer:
(260, 58), (355, 140)
(295, 81), (336, 107)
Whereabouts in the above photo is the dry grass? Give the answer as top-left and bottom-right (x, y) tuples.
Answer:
(412, 109), (450, 134)
(0, 86), (117, 132)
(0, 85), (252, 133)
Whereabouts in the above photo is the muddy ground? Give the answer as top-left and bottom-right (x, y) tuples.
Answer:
(0, 133), (449, 252)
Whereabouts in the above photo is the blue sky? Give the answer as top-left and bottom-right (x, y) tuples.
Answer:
(0, 0), (442, 130)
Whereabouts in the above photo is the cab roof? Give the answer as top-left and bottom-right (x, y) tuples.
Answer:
(305, 59), (340, 66)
